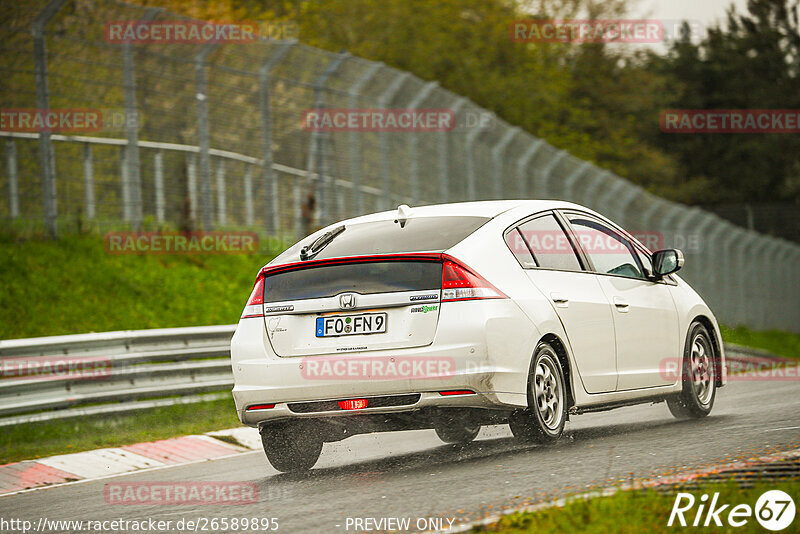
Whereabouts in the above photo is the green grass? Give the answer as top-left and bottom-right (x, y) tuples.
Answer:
(476, 481), (800, 533)
(720, 325), (800, 361)
(0, 397), (241, 465)
(0, 233), (279, 339)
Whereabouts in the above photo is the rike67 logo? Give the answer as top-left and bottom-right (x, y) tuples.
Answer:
(669, 489), (796, 531)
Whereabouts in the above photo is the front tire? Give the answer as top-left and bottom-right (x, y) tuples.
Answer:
(260, 422), (323, 473)
(667, 322), (717, 419)
(510, 342), (567, 443)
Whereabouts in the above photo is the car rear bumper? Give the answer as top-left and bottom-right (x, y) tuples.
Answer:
(230, 299), (538, 426)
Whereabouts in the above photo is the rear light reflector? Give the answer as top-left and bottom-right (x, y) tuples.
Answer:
(438, 390), (475, 396)
(338, 398), (369, 410)
(441, 255), (506, 302)
(240, 274), (265, 318)
(246, 403), (275, 410)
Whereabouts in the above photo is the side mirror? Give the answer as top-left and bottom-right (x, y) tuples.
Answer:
(652, 249), (684, 279)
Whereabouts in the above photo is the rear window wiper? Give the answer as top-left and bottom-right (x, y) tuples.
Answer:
(299, 225), (345, 260)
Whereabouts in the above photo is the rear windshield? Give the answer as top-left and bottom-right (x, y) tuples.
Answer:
(273, 216), (490, 264)
(264, 261), (442, 302)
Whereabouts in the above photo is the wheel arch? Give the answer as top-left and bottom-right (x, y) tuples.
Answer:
(539, 333), (575, 414)
(690, 315), (724, 387)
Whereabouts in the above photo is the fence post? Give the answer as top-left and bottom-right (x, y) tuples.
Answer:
(82, 143), (94, 220)
(120, 145), (130, 221)
(614, 185), (645, 228)
(187, 153), (198, 225)
(243, 165), (254, 227)
(440, 97), (467, 203)
(307, 52), (349, 227)
(748, 238), (773, 330)
(579, 170), (611, 209)
(348, 62), (382, 216)
(779, 244), (800, 331)
(32, 0), (67, 237)
(407, 81), (438, 204)
(591, 174), (625, 217)
(216, 158), (226, 226)
(515, 138), (544, 199)
(698, 217), (725, 309)
(683, 212), (716, 302)
(733, 230), (759, 327)
(561, 161), (591, 201)
(464, 113), (486, 201)
(6, 140), (19, 219)
(194, 44), (219, 231)
(492, 126), (519, 199)
(378, 72), (410, 210)
(536, 150), (567, 199)
(259, 41), (295, 235)
(641, 199), (669, 242)
(121, 44), (142, 229)
(716, 228), (739, 324)
(153, 150), (164, 223)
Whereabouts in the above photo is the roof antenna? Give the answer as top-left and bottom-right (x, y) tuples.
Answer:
(395, 204), (412, 228)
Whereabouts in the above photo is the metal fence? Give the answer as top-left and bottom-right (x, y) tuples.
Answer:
(0, 325), (234, 426)
(0, 0), (798, 333)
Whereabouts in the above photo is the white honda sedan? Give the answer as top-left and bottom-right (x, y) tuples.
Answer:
(231, 201), (725, 472)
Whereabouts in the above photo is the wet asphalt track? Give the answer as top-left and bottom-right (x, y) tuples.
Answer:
(3, 378), (800, 533)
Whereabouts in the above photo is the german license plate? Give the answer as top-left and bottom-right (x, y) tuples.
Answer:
(315, 313), (387, 337)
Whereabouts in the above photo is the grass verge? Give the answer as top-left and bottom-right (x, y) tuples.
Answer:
(475, 481), (800, 533)
(0, 397), (241, 465)
(0, 233), (278, 339)
(720, 325), (800, 360)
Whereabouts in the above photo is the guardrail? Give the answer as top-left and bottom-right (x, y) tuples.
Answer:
(0, 326), (789, 427)
(0, 325), (236, 427)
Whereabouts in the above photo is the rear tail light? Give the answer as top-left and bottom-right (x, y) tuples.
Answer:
(338, 399), (369, 410)
(438, 390), (475, 396)
(246, 403), (275, 410)
(441, 255), (506, 302)
(240, 274), (265, 319)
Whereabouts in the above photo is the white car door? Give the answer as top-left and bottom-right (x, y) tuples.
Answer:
(562, 211), (680, 390)
(506, 212), (618, 393)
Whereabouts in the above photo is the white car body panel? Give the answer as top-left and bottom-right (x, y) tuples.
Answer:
(230, 200), (725, 427)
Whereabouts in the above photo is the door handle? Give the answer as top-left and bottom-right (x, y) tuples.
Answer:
(613, 296), (630, 312)
(550, 293), (569, 307)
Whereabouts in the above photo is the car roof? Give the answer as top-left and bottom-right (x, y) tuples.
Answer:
(340, 200), (585, 224)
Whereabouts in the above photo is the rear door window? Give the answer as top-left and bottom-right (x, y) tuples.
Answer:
(515, 214), (583, 271)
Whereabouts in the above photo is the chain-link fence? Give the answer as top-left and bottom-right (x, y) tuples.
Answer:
(1, 0), (798, 333)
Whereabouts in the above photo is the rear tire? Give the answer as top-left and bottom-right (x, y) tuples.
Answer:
(260, 422), (323, 473)
(667, 322), (717, 419)
(510, 341), (567, 443)
(435, 424), (480, 444)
